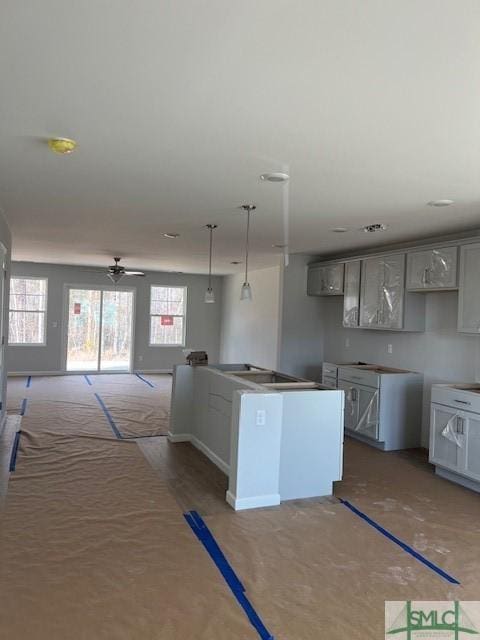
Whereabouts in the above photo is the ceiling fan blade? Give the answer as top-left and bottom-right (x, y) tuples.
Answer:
(124, 271), (145, 276)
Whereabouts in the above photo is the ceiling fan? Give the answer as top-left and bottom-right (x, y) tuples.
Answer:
(107, 257), (145, 283)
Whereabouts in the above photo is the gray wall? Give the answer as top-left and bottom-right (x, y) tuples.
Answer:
(278, 255), (324, 380)
(321, 291), (480, 446)
(220, 266), (282, 370)
(0, 212), (11, 425)
(8, 262), (222, 373)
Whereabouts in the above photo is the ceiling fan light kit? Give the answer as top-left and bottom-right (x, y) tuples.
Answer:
(107, 257), (145, 283)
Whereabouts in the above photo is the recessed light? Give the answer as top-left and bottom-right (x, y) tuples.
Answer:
(428, 199), (454, 207)
(163, 233), (180, 239)
(260, 172), (290, 183)
(331, 227), (348, 233)
(363, 223), (387, 233)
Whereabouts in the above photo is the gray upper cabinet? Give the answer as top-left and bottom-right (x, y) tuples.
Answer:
(360, 255), (405, 329)
(406, 246), (458, 291)
(458, 243), (480, 333)
(359, 254), (425, 332)
(343, 260), (361, 327)
(307, 263), (344, 296)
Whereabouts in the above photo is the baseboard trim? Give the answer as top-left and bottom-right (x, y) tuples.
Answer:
(8, 371), (65, 377)
(191, 436), (230, 475)
(167, 431), (230, 475)
(135, 369), (173, 374)
(8, 369), (173, 377)
(167, 431), (191, 443)
(226, 490), (281, 511)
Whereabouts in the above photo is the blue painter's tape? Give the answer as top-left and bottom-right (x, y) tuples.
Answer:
(84, 375), (92, 386)
(20, 398), (27, 416)
(26, 375), (32, 388)
(184, 510), (274, 640)
(135, 373), (155, 388)
(340, 499), (460, 585)
(9, 431), (22, 472)
(94, 393), (122, 439)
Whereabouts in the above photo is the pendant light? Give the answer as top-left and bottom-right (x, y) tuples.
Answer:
(205, 224), (218, 303)
(240, 204), (256, 300)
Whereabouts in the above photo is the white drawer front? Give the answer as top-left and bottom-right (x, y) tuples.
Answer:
(337, 367), (380, 389)
(431, 386), (480, 415)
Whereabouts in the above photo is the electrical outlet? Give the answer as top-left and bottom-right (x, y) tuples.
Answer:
(345, 337), (350, 348)
(256, 410), (266, 426)
(138, 355), (144, 362)
(387, 344), (393, 354)
(52, 321), (58, 328)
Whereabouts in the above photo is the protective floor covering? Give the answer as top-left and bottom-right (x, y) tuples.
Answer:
(1, 380), (258, 639)
(2, 375), (480, 639)
(7, 374), (172, 438)
(197, 438), (480, 639)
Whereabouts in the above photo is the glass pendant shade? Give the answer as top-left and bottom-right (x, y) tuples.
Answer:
(240, 204), (256, 301)
(204, 287), (215, 303)
(240, 282), (252, 300)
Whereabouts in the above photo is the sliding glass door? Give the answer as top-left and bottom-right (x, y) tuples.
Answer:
(66, 287), (134, 372)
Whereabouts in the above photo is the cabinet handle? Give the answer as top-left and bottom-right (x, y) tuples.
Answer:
(454, 399), (471, 406)
(457, 417), (465, 434)
(351, 388), (358, 401)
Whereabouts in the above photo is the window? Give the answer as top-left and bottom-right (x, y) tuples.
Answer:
(149, 286), (186, 346)
(9, 277), (48, 345)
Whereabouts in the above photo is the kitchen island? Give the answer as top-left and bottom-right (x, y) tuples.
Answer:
(169, 364), (345, 510)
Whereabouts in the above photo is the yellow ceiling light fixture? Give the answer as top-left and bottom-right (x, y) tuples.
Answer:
(48, 137), (77, 154)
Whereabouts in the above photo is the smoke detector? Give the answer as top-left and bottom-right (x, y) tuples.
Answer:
(363, 223), (387, 233)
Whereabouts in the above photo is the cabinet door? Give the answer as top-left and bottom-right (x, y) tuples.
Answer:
(407, 247), (458, 290)
(458, 243), (480, 333)
(360, 255), (405, 329)
(343, 260), (361, 327)
(324, 264), (344, 295)
(306, 266), (324, 296)
(338, 380), (358, 431)
(356, 384), (379, 440)
(379, 254), (405, 329)
(429, 404), (464, 471)
(359, 257), (383, 327)
(464, 415), (480, 481)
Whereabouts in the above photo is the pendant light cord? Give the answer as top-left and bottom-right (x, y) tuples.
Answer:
(208, 226), (213, 290)
(244, 210), (250, 283)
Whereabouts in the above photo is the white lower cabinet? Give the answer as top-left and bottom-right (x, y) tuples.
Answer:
(337, 365), (422, 450)
(465, 417), (480, 482)
(429, 385), (480, 491)
(429, 404), (464, 472)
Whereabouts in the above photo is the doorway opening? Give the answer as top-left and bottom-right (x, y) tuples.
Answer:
(65, 287), (134, 372)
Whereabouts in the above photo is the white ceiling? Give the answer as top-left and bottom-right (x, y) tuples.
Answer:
(1, 1), (480, 274)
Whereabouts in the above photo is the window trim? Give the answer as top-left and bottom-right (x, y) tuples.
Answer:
(149, 285), (187, 347)
(9, 276), (48, 347)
